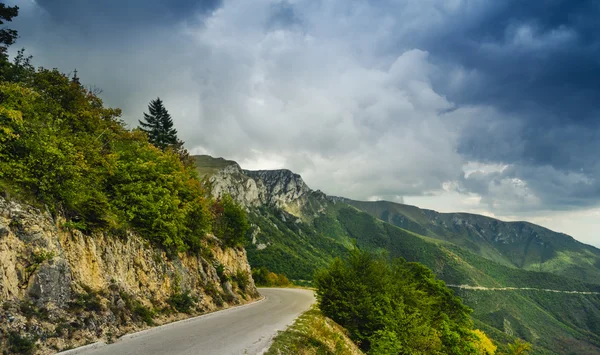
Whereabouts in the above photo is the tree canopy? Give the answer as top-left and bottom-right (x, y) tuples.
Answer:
(315, 248), (494, 354)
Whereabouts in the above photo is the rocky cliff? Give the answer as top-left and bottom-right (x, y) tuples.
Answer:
(0, 197), (258, 354)
(206, 160), (328, 219)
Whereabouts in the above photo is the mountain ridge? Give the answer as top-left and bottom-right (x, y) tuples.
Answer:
(337, 197), (600, 284)
(195, 154), (600, 354)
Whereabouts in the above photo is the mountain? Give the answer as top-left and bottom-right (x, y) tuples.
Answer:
(338, 198), (600, 285)
(195, 155), (600, 355)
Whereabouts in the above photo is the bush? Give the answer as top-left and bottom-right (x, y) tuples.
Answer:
(167, 291), (196, 314)
(212, 194), (249, 247)
(234, 269), (250, 291)
(133, 303), (155, 325)
(7, 331), (37, 355)
(252, 266), (291, 287)
(315, 248), (484, 354)
(69, 287), (103, 312)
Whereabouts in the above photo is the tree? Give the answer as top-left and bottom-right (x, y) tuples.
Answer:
(0, 3), (18, 59)
(315, 248), (480, 354)
(139, 97), (179, 150)
(506, 339), (532, 355)
(472, 330), (496, 355)
(212, 194), (249, 247)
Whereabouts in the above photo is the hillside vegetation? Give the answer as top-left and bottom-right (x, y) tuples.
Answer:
(340, 198), (600, 285)
(315, 248), (493, 354)
(0, 9), (256, 353)
(196, 155), (600, 355)
(0, 51), (249, 254)
(266, 306), (364, 355)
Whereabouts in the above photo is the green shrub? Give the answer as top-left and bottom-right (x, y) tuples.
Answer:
(212, 194), (249, 247)
(315, 248), (481, 354)
(133, 303), (155, 325)
(215, 263), (230, 283)
(62, 220), (88, 232)
(234, 269), (250, 291)
(7, 331), (37, 355)
(19, 300), (49, 320)
(252, 266), (291, 287)
(69, 287), (103, 312)
(167, 291), (196, 314)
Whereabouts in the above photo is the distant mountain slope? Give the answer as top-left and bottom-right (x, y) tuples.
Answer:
(194, 155), (600, 354)
(338, 198), (600, 285)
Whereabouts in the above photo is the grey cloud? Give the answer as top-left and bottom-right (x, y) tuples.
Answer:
(8, 0), (600, 214)
(33, 0), (221, 32)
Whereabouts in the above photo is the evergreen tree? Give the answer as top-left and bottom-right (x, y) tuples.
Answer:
(0, 3), (19, 60)
(139, 97), (179, 150)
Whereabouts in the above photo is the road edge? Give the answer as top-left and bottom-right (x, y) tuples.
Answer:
(55, 295), (266, 355)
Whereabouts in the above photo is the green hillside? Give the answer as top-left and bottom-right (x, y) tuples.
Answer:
(341, 198), (600, 285)
(195, 156), (600, 354)
(194, 155), (238, 177)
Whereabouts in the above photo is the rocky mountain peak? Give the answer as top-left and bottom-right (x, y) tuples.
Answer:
(199, 155), (313, 212)
(242, 169), (311, 206)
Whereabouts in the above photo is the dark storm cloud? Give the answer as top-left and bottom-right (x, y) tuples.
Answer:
(33, 0), (221, 33)
(423, 0), (600, 159)
(405, 0), (600, 209)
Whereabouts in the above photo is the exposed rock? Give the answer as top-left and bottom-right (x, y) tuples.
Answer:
(0, 196), (259, 354)
(28, 258), (72, 307)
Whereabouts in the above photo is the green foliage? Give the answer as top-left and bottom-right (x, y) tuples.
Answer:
(62, 220), (88, 232)
(132, 303), (155, 325)
(215, 263), (229, 283)
(212, 194), (249, 247)
(0, 52), (228, 254)
(7, 331), (37, 355)
(344, 199), (600, 286)
(234, 269), (250, 291)
(118, 291), (155, 325)
(245, 207), (347, 280)
(251, 266), (291, 287)
(69, 287), (103, 312)
(167, 291), (196, 314)
(315, 248), (481, 354)
(19, 301), (49, 321)
(138, 97), (179, 150)
(0, 3), (19, 60)
(265, 306), (364, 355)
(506, 338), (533, 355)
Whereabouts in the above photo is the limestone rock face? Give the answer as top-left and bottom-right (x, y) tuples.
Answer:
(243, 169), (311, 208)
(0, 196), (258, 354)
(208, 162), (330, 221)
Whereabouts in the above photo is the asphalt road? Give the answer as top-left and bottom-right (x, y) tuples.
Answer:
(70, 288), (315, 355)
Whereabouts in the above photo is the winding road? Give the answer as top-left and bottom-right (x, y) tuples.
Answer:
(446, 284), (600, 295)
(63, 288), (315, 355)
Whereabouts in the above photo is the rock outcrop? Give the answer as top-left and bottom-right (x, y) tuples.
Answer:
(207, 161), (329, 220)
(0, 197), (258, 354)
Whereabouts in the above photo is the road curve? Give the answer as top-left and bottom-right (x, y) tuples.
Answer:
(71, 288), (315, 355)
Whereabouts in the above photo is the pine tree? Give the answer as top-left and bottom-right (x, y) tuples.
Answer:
(0, 3), (19, 60)
(139, 97), (179, 150)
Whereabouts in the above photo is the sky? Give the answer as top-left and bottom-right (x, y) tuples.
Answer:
(6, 0), (600, 247)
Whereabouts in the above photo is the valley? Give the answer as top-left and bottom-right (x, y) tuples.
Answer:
(196, 155), (600, 355)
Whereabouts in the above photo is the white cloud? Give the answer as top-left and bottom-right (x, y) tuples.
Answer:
(12, 0), (600, 246)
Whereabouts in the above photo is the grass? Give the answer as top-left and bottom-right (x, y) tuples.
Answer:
(265, 306), (363, 355)
(193, 155), (238, 177)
